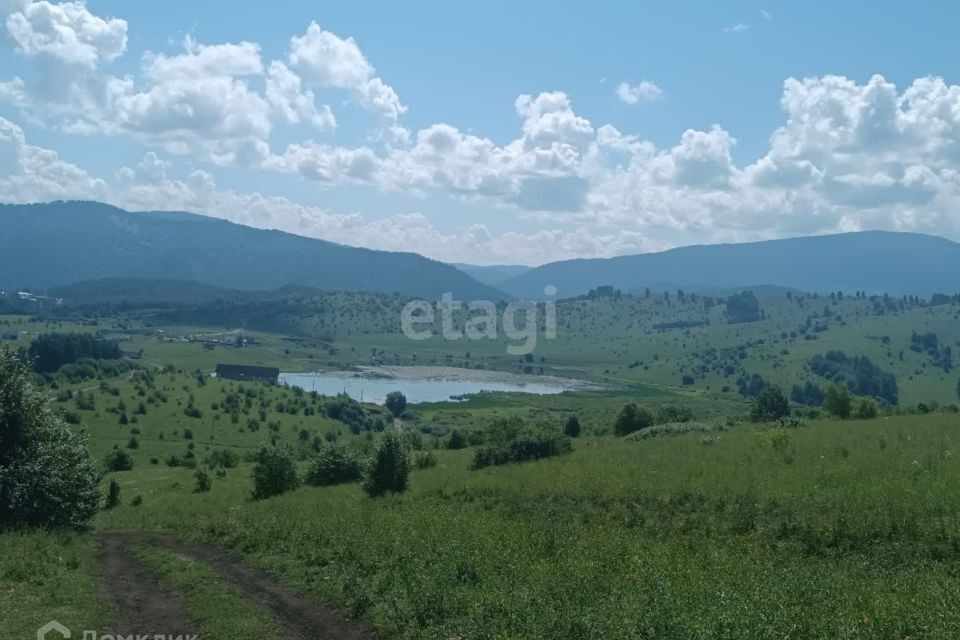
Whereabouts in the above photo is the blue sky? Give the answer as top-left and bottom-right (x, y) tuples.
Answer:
(2, 1), (960, 264)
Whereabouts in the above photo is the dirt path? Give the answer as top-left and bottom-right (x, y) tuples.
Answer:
(98, 532), (198, 638)
(99, 532), (375, 640)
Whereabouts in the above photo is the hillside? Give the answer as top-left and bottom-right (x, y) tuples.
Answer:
(452, 263), (532, 286)
(0, 201), (506, 301)
(500, 231), (960, 299)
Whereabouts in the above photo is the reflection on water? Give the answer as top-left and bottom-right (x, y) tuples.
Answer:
(279, 370), (579, 404)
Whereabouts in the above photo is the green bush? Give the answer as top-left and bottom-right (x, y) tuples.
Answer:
(251, 445), (300, 500)
(614, 403), (655, 436)
(624, 420), (730, 441)
(193, 467), (212, 493)
(750, 386), (791, 422)
(104, 448), (134, 472)
(564, 415), (582, 438)
(472, 421), (573, 469)
(413, 450), (438, 469)
(363, 430), (411, 497)
(306, 444), (363, 486)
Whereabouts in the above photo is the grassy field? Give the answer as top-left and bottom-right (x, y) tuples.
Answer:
(86, 415), (960, 638)
(5, 292), (960, 638)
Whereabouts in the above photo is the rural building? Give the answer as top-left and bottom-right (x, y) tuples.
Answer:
(215, 364), (280, 384)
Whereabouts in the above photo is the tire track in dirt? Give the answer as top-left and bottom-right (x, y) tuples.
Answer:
(99, 532), (376, 640)
(98, 532), (198, 638)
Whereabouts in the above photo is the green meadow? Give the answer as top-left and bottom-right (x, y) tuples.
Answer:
(5, 290), (960, 638)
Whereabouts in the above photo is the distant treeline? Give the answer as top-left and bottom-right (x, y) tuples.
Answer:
(28, 332), (121, 373)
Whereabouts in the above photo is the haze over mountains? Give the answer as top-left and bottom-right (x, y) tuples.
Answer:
(3, 201), (960, 303)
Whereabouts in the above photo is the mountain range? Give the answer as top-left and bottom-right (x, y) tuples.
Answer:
(0, 201), (503, 300)
(494, 231), (960, 299)
(3, 201), (960, 302)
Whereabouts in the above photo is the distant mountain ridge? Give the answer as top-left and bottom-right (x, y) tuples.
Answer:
(452, 263), (532, 286)
(0, 201), (506, 300)
(499, 231), (960, 299)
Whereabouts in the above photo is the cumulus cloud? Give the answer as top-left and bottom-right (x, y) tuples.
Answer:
(0, 116), (106, 202)
(4, 0), (127, 68)
(5, 6), (960, 264)
(723, 22), (749, 34)
(615, 80), (662, 104)
(288, 22), (405, 123)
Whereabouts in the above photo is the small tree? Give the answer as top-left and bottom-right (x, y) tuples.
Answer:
(750, 386), (791, 422)
(306, 444), (363, 486)
(104, 448), (134, 472)
(614, 403), (654, 436)
(363, 430), (411, 497)
(251, 445), (300, 500)
(193, 467), (212, 493)
(564, 415), (582, 438)
(824, 384), (853, 419)
(446, 429), (467, 450)
(385, 391), (407, 418)
(105, 479), (121, 509)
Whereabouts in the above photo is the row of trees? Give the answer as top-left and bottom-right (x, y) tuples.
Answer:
(252, 429), (413, 500)
(28, 332), (121, 373)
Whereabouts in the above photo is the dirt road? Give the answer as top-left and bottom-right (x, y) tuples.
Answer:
(98, 532), (375, 640)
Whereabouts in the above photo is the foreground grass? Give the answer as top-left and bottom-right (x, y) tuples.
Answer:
(97, 414), (960, 638)
(0, 530), (106, 639)
(132, 545), (286, 640)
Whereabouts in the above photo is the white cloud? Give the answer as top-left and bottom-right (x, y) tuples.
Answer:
(0, 116), (106, 202)
(723, 22), (749, 34)
(615, 80), (662, 104)
(265, 61), (335, 131)
(4, 6), (960, 264)
(4, 0), (127, 68)
(288, 21), (405, 123)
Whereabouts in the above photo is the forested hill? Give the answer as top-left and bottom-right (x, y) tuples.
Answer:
(499, 231), (960, 299)
(0, 201), (505, 301)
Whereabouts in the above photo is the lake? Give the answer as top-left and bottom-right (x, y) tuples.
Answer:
(279, 365), (592, 405)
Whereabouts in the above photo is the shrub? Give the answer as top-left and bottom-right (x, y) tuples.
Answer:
(130, 494), (143, 507)
(655, 405), (693, 424)
(750, 386), (791, 422)
(305, 444), (363, 486)
(205, 449), (239, 469)
(472, 421), (573, 469)
(624, 420), (730, 441)
(564, 415), (582, 438)
(413, 451), (438, 469)
(104, 449), (134, 472)
(126, 436), (139, 449)
(824, 384), (853, 418)
(853, 397), (879, 419)
(446, 429), (467, 450)
(614, 403), (654, 436)
(363, 430), (412, 497)
(0, 348), (101, 528)
(194, 467), (212, 493)
(252, 445), (300, 500)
